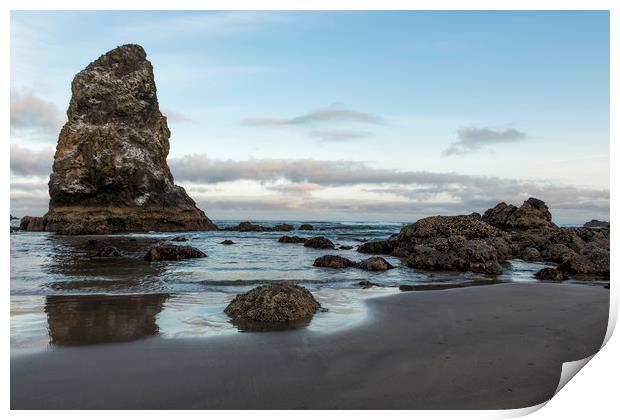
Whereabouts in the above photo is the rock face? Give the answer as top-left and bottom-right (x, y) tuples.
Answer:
(144, 244), (206, 261)
(304, 236), (335, 249)
(224, 283), (321, 331)
(19, 44), (216, 234)
(482, 198), (555, 230)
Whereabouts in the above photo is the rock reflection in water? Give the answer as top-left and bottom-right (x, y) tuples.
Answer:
(45, 235), (164, 281)
(45, 294), (169, 346)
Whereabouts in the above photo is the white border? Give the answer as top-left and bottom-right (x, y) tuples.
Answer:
(3, 1), (617, 419)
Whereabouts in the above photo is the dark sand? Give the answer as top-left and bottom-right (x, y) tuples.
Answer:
(11, 283), (609, 409)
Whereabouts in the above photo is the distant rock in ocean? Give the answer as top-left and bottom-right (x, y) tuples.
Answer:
(20, 44), (217, 234)
(583, 219), (609, 229)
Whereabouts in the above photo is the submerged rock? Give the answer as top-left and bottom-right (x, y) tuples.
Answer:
(220, 240), (235, 245)
(92, 245), (121, 257)
(313, 255), (357, 268)
(534, 267), (568, 282)
(278, 235), (307, 244)
(299, 223), (314, 231)
(339, 245), (354, 250)
(171, 236), (187, 242)
(357, 257), (394, 271)
(358, 280), (379, 288)
(304, 236), (335, 249)
(224, 283), (321, 331)
(19, 44), (217, 235)
(144, 244), (206, 261)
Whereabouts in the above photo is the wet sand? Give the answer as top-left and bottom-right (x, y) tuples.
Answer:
(11, 283), (609, 409)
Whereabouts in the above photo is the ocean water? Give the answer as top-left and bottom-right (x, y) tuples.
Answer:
(10, 219), (556, 353)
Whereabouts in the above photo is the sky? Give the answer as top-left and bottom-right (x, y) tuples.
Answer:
(10, 11), (610, 223)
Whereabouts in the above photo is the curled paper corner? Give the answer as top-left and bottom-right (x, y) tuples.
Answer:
(494, 401), (548, 419)
(496, 353), (601, 419)
(602, 283), (617, 348)
(553, 355), (595, 397)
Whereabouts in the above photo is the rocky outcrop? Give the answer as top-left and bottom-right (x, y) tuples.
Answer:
(584, 219), (610, 229)
(144, 244), (206, 261)
(278, 235), (307, 244)
(394, 214), (510, 275)
(224, 283), (321, 331)
(483, 198), (555, 230)
(313, 255), (357, 268)
(534, 268), (568, 282)
(358, 280), (379, 288)
(299, 223), (314, 231)
(356, 215), (510, 275)
(357, 257), (393, 271)
(356, 197), (609, 278)
(304, 236), (335, 249)
(222, 221), (294, 232)
(19, 44), (216, 235)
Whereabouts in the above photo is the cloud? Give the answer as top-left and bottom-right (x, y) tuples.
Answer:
(242, 104), (384, 127)
(443, 127), (528, 156)
(167, 153), (608, 220)
(10, 144), (54, 177)
(266, 183), (322, 196)
(161, 108), (192, 124)
(307, 129), (372, 142)
(11, 88), (65, 140)
(169, 154), (475, 186)
(10, 145), (608, 223)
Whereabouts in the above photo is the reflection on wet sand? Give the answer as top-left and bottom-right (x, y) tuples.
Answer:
(45, 294), (169, 346)
(45, 235), (164, 281)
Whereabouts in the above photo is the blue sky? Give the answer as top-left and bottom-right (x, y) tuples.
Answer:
(10, 11), (610, 223)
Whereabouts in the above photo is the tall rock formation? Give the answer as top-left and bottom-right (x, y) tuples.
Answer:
(20, 44), (217, 234)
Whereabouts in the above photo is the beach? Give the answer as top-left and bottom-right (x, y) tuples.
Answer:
(11, 282), (609, 409)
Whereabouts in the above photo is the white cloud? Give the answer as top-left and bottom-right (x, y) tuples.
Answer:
(443, 127), (528, 156)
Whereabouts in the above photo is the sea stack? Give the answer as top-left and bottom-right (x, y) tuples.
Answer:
(20, 44), (217, 234)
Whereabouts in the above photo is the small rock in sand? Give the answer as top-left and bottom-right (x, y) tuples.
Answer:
(224, 282), (321, 330)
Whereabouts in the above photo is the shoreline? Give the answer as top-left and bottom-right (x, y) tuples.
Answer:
(11, 282), (609, 409)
